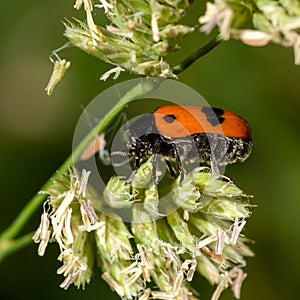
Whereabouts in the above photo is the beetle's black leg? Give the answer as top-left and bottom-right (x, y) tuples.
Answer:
(165, 160), (177, 178)
(177, 160), (185, 183)
(209, 154), (220, 175)
(170, 142), (185, 183)
(208, 138), (220, 175)
(152, 153), (159, 184)
(126, 153), (140, 184)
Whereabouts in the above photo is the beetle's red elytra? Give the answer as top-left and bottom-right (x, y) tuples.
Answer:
(154, 106), (251, 139)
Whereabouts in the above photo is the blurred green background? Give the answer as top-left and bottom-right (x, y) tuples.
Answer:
(1, 1), (300, 299)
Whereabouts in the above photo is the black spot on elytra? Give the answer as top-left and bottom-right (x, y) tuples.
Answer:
(163, 114), (176, 123)
(201, 107), (225, 126)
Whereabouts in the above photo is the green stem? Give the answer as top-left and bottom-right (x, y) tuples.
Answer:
(173, 34), (222, 74)
(0, 232), (34, 263)
(0, 79), (156, 259)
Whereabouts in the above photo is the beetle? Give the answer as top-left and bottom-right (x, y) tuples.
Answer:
(126, 105), (252, 179)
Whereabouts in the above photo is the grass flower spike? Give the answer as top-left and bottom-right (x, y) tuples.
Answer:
(45, 0), (196, 94)
(200, 0), (300, 64)
(64, 0), (194, 79)
(33, 159), (254, 299)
